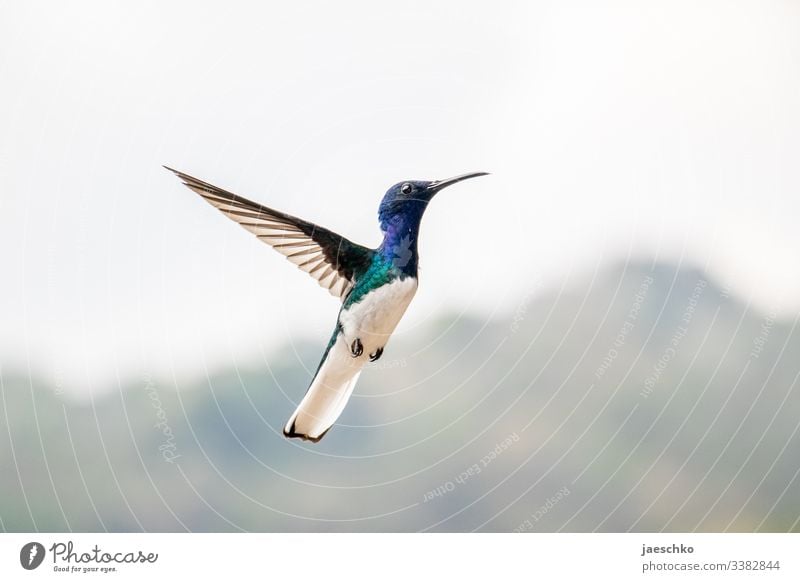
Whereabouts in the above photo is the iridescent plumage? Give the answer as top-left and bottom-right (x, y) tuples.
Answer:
(166, 167), (488, 442)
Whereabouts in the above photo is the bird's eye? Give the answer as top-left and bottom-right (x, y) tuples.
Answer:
(400, 183), (413, 195)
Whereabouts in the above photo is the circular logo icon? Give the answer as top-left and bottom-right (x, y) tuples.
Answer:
(20, 542), (45, 570)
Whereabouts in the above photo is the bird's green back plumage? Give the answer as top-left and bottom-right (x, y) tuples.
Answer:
(344, 254), (405, 308)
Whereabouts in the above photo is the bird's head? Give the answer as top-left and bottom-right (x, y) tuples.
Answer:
(378, 172), (488, 231)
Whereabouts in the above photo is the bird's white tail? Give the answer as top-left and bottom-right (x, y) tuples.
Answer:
(283, 336), (364, 442)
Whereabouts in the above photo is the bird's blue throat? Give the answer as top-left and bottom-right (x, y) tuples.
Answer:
(342, 208), (428, 308)
(378, 209), (426, 276)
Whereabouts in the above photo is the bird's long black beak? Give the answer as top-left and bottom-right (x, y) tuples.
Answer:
(426, 172), (489, 193)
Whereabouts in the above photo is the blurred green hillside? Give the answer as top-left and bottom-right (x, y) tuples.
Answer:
(1, 261), (798, 532)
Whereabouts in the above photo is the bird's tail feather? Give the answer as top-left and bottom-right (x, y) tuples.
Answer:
(283, 336), (364, 442)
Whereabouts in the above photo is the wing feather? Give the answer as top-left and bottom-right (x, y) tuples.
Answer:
(166, 167), (374, 300)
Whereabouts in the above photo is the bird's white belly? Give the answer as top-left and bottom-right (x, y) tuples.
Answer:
(339, 277), (418, 355)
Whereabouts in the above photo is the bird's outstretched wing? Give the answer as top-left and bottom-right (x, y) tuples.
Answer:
(165, 167), (374, 300)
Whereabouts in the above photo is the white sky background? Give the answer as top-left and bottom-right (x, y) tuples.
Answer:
(1, 1), (799, 395)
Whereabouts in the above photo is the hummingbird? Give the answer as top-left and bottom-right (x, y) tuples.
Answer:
(165, 167), (488, 442)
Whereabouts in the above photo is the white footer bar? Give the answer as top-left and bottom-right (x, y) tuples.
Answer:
(2, 533), (797, 581)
